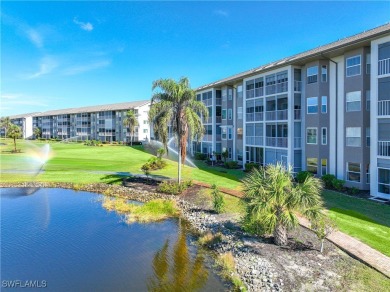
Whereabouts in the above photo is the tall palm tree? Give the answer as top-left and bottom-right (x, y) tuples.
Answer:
(149, 77), (208, 183)
(7, 124), (22, 152)
(242, 163), (324, 246)
(123, 109), (139, 146)
(0, 117), (12, 138)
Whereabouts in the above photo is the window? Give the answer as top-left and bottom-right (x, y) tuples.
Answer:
(307, 66), (318, 84)
(366, 127), (370, 147)
(321, 159), (327, 175)
(228, 109), (232, 120)
(366, 164), (370, 184)
(221, 128), (227, 140)
(347, 162), (361, 182)
(322, 127), (327, 145)
(307, 158), (318, 174)
(366, 90), (370, 111)
(237, 85), (243, 98)
(346, 55), (361, 77)
(143, 120), (148, 124)
(228, 147), (232, 159)
(346, 127), (361, 147)
(321, 96), (327, 113)
(228, 89), (233, 100)
(222, 109), (227, 120)
(346, 91), (361, 112)
(228, 128), (232, 140)
(321, 65), (327, 82)
(237, 107), (243, 119)
(222, 89), (227, 102)
(237, 127), (243, 140)
(366, 53), (371, 74)
(143, 129), (148, 133)
(307, 128), (317, 144)
(307, 97), (318, 114)
(378, 168), (390, 194)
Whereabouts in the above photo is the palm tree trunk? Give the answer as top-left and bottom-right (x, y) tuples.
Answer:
(274, 222), (288, 246)
(13, 137), (16, 152)
(320, 239), (324, 253)
(178, 142), (182, 183)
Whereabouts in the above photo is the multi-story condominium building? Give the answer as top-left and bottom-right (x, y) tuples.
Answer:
(191, 24), (390, 199)
(3, 100), (150, 142)
(1, 112), (40, 139)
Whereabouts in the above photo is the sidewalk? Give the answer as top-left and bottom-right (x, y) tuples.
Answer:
(298, 216), (390, 278)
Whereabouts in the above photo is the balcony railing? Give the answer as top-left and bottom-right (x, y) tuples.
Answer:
(246, 89), (254, 99)
(266, 84), (276, 95)
(378, 141), (390, 157)
(276, 109), (288, 120)
(294, 81), (302, 92)
(215, 98), (222, 106)
(255, 88), (264, 97)
(202, 134), (213, 142)
(203, 117), (212, 124)
(294, 137), (302, 148)
(266, 111), (276, 120)
(276, 81), (288, 93)
(246, 136), (263, 146)
(255, 112), (264, 121)
(378, 58), (390, 76)
(266, 137), (288, 148)
(294, 109), (301, 120)
(378, 100), (390, 116)
(216, 116), (222, 123)
(202, 99), (212, 107)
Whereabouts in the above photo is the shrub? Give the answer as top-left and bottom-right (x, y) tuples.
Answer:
(198, 232), (222, 246)
(144, 157), (167, 170)
(321, 174), (336, 189)
(296, 171), (314, 183)
(211, 184), (225, 213)
(347, 186), (360, 195)
(141, 163), (151, 177)
(157, 180), (191, 195)
(333, 179), (345, 191)
(194, 152), (207, 160)
(225, 161), (239, 169)
(157, 148), (165, 159)
(244, 162), (259, 172)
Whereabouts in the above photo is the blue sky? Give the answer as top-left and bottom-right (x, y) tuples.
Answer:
(1, 1), (389, 116)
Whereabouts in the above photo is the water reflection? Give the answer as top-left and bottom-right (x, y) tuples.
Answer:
(148, 220), (209, 291)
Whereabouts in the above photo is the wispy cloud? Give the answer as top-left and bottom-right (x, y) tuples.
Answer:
(0, 93), (50, 108)
(214, 10), (229, 17)
(26, 28), (43, 48)
(63, 60), (111, 75)
(73, 17), (94, 31)
(25, 56), (58, 79)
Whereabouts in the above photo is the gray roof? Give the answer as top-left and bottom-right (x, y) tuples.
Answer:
(34, 100), (150, 117)
(8, 112), (41, 120)
(197, 23), (390, 90)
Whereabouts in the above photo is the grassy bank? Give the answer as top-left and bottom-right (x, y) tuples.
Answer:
(102, 197), (179, 223)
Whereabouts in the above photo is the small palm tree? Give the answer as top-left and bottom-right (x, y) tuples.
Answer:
(7, 124), (22, 152)
(33, 127), (41, 139)
(0, 117), (12, 138)
(123, 109), (139, 146)
(149, 77), (208, 183)
(242, 163), (324, 246)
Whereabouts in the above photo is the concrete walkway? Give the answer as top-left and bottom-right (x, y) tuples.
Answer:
(298, 216), (390, 278)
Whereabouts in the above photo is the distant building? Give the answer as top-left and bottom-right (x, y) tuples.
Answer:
(3, 100), (150, 142)
(1, 112), (40, 139)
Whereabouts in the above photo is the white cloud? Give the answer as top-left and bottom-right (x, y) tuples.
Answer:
(0, 93), (50, 108)
(63, 60), (110, 75)
(25, 56), (58, 79)
(26, 28), (43, 48)
(214, 10), (229, 17)
(73, 18), (94, 31)
(1, 93), (22, 100)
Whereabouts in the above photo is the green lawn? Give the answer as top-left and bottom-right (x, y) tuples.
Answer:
(322, 190), (390, 257)
(0, 139), (242, 189)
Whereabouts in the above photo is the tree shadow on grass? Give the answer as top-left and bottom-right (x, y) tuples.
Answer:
(100, 174), (126, 185)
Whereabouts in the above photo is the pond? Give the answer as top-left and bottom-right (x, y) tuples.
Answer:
(1, 188), (226, 291)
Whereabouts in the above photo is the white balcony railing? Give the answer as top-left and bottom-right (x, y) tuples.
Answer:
(216, 116), (222, 124)
(266, 111), (276, 120)
(378, 141), (390, 157)
(266, 137), (288, 148)
(246, 136), (263, 146)
(294, 137), (302, 148)
(254, 88), (264, 97)
(202, 134), (213, 142)
(378, 100), (390, 116)
(266, 84), (276, 95)
(255, 112), (264, 121)
(276, 109), (288, 120)
(378, 58), (390, 76)
(215, 98), (222, 106)
(246, 89), (254, 99)
(202, 99), (212, 107)
(294, 81), (302, 92)
(276, 81), (288, 93)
